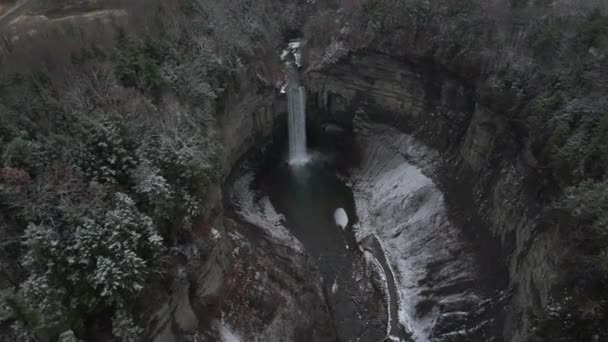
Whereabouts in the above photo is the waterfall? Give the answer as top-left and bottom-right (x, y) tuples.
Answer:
(283, 38), (308, 165)
(287, 84), (308, 165)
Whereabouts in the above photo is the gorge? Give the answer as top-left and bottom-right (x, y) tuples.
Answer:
(0, 1), (607, 342)
(219, 50), (512, 342)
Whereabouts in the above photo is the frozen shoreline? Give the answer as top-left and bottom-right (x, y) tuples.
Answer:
(230, 172), (305, 253)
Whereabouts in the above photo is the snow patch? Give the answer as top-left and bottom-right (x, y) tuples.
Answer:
(231, 173), (304, 252)
(351, 122), (484, 341)
(363, 250), (392, 336)
(331, 279), (339, 294)
(210, 228), (221, 241)
(215, 321), (241, 342)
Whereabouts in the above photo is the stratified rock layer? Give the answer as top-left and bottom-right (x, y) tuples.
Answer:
(308, 53), (561, 342)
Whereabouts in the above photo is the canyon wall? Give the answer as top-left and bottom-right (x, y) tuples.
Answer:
(218, 89), (286, 175)
(307, 53), (562, 342)
(146, 87), (336, 342)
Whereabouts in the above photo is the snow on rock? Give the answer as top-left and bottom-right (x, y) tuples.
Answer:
(215, 320), (241, 342)
(231, 172), (304, 252)
(210, 228), (221, 241)
(288, 40), (304, 67)
(331, 279), (339, 294)
(333, 208), (349, 229)
(351, 121), (486, 341)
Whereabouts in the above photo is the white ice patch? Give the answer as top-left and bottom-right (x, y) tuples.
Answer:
(363, 249), (393, 336)
(288, 41), (303, 49)
(288, 40), (304, 67)
(333, 208), (348, 229)
(216, 321), (241, 342)
(280, 48), (290, 61)
(231, 173), (304, 252)
(210, 228), (221, 241)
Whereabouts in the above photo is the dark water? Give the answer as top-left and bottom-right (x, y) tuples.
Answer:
(258, 159), (387, 342)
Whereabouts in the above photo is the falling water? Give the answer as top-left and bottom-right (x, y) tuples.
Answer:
(287, 83), (308, 165)
(282, 38), (309, 166)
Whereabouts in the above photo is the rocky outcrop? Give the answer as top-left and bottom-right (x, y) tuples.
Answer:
(307, 53), (473, 151)
(145, 86), (335, 342)
(218, 88), (286, 176)
(307, 52), (560, 342)
(217, 218), (335, 342)
(350, 120), (503, 341)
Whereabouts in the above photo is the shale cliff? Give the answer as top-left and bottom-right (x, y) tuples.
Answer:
(307, 53), (563, 342)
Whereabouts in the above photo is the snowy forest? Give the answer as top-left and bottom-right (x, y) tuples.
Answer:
(1, 0), (607, 341)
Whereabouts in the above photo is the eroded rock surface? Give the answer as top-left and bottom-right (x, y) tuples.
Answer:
(350, 120), (505, 341)
(308, 53), (558, 342)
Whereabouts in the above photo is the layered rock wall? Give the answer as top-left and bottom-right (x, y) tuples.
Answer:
(307, 53), (561, 342)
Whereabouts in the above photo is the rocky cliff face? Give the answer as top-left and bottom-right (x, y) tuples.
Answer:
(307, 53), (561, 342)
(218, 88), (286, 176)
(145, 87), (335, 342)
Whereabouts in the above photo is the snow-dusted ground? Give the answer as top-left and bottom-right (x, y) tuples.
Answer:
(231, 172), (304, 253)
(225, 172), (336, 342)
(350, 121), (493, 341)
